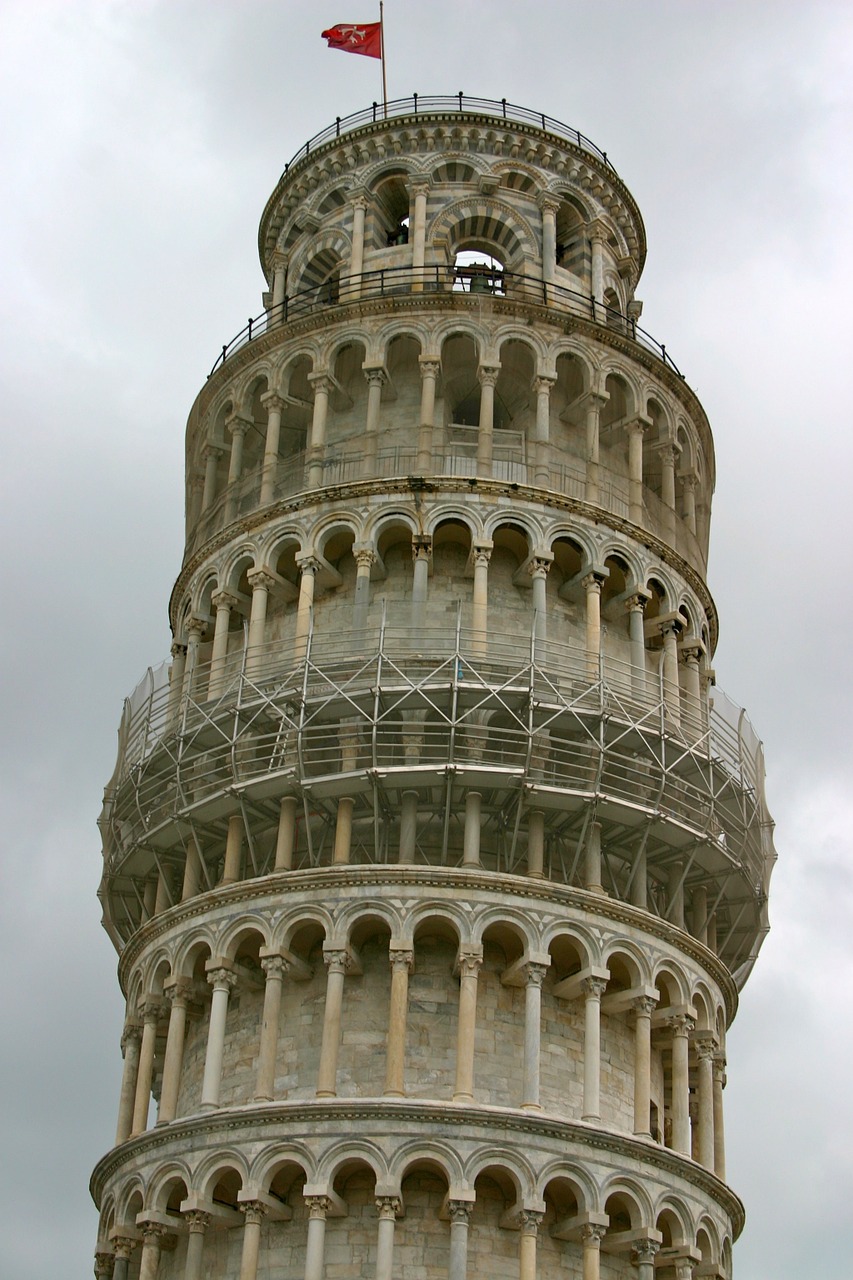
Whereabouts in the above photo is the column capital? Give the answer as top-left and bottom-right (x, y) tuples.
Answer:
(206, 965), (238, 993)
(390, 948), (414, 974)
(137, 997), (164, 1023)
(375, 1195), (403, 1221)
(353, 545), (377, 571)
(247, 566), (277, 593)
(532, 373), (557, 395)
(588, 218), (609, 245)
(226, 414), (253, 439)
(94, 1250), (115, 1278)
(412, 535), (432, 562)
(457, 949), (483, 980)
(239, 1200), (268, 1226)
(581, 975), (608, 1000)
(527, 555), (552, 581)
(271, 250), (289, 271)
(163, 977), (194, 1007)
(655, 440), (680, 465)
(308, 370), (333, 395)
(351, 191), (370, 211)
(260, 390), (287, 413)
(406, 177), (432, 198)
(681, 470), (699, 491)
(110, 1236), (137, 1262)
(139, 1221), (169, 1246)
(296, 552), (322, 576)
(632, 1239), (661, 1265)
(211, 589), (240, 612)
(260, 954), (289, 980)
(537, 193), (561, 216)
(170, 640), (188, 660)
(623, 415), (649, 437)
(581, 569), (607, 593)
(363, 366), (387, 389)
(477, 363), (500, 387)
(419, 356), (441, 378)
(519, 1208), (544, 1235)
(713, 1053), (727, 1084)
(201, 443), (224, 462)
(668, 1012), (696, 1039)
(632, 995), (657, 1018)
(323, 948), (353, 975)
(185, 615), (208, 640)
(624, 589), (652, 614)
(581, 1222), (606, 1246)
(524, 961), (548, 989)
(694, 1036), (717, 1062)
(183, 1209), (211, 1233)
(447, 1199), (474, 1225)
(304, 1195), (331, 1220)
(121, 1022), (143, 1053)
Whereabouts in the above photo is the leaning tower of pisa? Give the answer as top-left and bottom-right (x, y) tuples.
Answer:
(91, 97), (775, 1280)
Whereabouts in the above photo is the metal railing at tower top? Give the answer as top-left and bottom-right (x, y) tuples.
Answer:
(208, 265), (682, 378)
(280, 95), (615, 178)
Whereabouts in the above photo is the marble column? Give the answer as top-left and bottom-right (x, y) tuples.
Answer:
(362, 368), (386, 476)
(625, 419), (646, 526)
(260, 391), (287, 505)
(270, 253), (287, 323)
(115, 1022), (142, 1144)
(200, 444), (223, 513)
(471, 541), (492, 659)
(307, 372), (332, 488)
(582, 572), (606, 682)
(632, 996), (655, 1136)
(180, 836), (202, 902)
(316, 950), (351, 1097)
(519, 1210), (543, 1280)
(447, 1199), (473, 1280)
(181, 617), (207, 704)
(111, 1236), (137, 1280)
(221, 813), (244, 886)
(476, 366), (500, 473)
(182, 1211), (210, 1280)
(582, 977), (607, 1121)
(207, 591), (239, 699)
(131, 998), (162, 1137)
(224, 416), (251, 524)
(453, 950), (483, 1101)
(522, 963), (547, 1109)
(157, 979), (193, 1124)
(582, 1222), (605, 1280)
(463, 791), (482, 866)
(275, 796), (298, 871)
(255, 955), (289, 1101)
(94, 1249), (115, 1278)
(625, 592), (649, 701)
(584, 393), (606, 505)
(539, 195), (560, 285)
(695, 1039), (716, 1170)
(528, 556), (550, 652)
(631, 1240), (660, 1280)
(411, 538), (431, 635)
(353, 546), (375, 632)
(669, 1014), (695, 1154)
(681, 472), (698, 535)
(374, 1196), (401, 1280)
(349, 194), (368, 294)
(659, 442), (678, 543)
(660, 619), (683, 726)
(138, 1224), (166, 1280)
(680, 641), (704, 738)
(303, 1197), (330, 1280)
(527, 809), (545, 879)
(532, 374), (555, 486)
(417, 357), (440, 470)
(201, 966), (237, 1109)
(238, 1202), (268, 1280)
(589, 224), (606, 321)
(167, 641), (188, 727)
(584, 820), (604, 894)
(713, 1054), (727, 1179)
(294, 555), (319, 660)
(384, 948), (414, 1096)
(409, 180), (430, 283)
(245, 568), (276, 677)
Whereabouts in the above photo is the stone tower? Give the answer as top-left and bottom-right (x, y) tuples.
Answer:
(91, 97), (775, 1280)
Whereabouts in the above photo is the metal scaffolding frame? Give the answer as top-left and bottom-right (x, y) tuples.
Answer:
(99, 611), (774, 980)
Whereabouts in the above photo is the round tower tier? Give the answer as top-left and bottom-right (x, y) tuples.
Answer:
(93, 100), (774, 1280)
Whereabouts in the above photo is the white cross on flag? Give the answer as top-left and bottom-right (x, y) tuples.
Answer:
(321, 22), (382, 59)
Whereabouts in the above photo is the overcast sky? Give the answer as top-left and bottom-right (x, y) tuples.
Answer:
(1, 2), (851, 1276)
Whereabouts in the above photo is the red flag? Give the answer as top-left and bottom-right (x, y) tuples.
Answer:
(321, 22), (382, 59)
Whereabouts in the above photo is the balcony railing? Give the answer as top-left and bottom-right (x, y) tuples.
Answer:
(279, 94), (616, 179)
(207, 266), (682, 379)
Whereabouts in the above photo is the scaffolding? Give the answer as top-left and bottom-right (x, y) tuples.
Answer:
(99, 612), (774, 982)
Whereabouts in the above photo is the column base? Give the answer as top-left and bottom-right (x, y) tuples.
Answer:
(452, 1092), (474, 1103)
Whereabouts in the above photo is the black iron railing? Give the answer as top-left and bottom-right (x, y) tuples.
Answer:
(280, 94), (613, 179)
(208, 265), (681, 379)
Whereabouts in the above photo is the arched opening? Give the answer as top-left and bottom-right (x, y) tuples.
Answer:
(408, 914), (462, 1100)
(552, 353), (588, 475)
(395, 1160), (452, 1275)
(493, 339), (536, 481)
(555, 198), (587, 281)
(372, 172), (410, 248)
(468, 1166), (521, 1275)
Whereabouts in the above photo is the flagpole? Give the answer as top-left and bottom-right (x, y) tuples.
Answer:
(380, 0), (388, 116)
